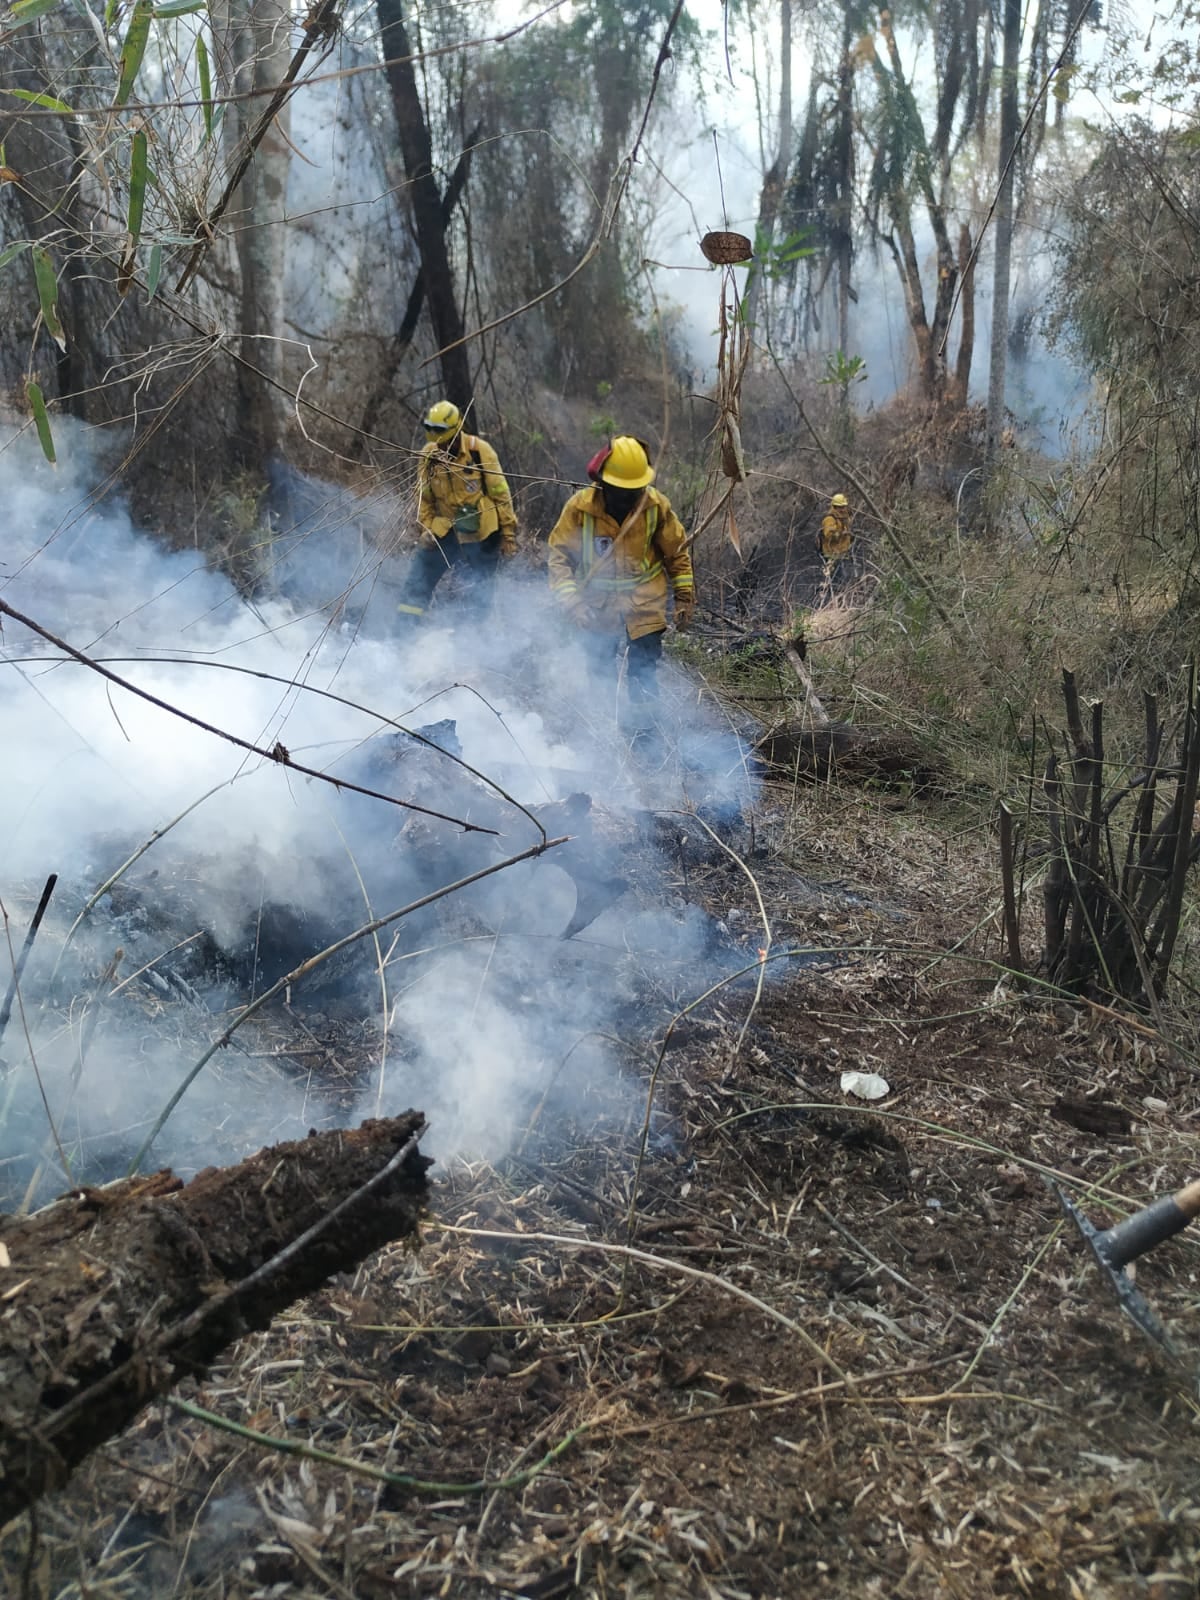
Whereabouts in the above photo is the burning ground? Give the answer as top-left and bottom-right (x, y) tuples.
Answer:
(3, 425), (1200, 1597)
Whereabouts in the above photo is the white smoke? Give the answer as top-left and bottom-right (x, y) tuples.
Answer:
(0, 417), (752, 1201)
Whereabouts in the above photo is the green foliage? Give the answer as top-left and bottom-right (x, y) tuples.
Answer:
(9, 0), (61, 20)
(145, 242), (163, 302)
(195, 31), (214, 141)
(25, 380), (56, 464)
(2, 87), (76, 115)
(752, 226), (815, 283)
(115, 0), (154, 110)
(0, 241), (32, 273)
(31, 247), (65, 352)
(820, 351), (868, 389)
(119, 128), (149, 294)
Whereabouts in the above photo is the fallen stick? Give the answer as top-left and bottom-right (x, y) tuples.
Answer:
(780, 639), (830, 728)
(0, 874), (57, 1055)
(0, 1112), (430, 1528)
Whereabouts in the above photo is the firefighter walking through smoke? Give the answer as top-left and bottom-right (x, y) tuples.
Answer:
(548, 436), (694, 752)
(817, 491), (854, 589)
(397, 401), (519, 619)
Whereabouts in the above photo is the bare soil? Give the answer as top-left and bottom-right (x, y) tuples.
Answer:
(2, 784), (1199, 1599)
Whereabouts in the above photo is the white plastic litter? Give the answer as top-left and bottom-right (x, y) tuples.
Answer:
(840, 1070), (890, 1101)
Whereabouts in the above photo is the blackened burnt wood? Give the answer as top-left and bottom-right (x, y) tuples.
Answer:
(0, 1113), (430, 1528)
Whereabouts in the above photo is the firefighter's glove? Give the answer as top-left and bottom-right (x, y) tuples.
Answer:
(452, 506), (482, 537)
(673, 596), (695, 631)
(500, 531), (518, 559)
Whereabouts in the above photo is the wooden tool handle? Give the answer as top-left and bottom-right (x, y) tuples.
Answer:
(1174, 1178), (1200, 1219)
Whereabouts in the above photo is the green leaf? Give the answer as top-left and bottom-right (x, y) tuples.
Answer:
(119, 126), (148, 295)
(114, 0), (153, 108)
(145, 241), (162, 302)
(2, 87), (76, 115)
(31, 245), (66, 351)
(152, 0), (205, 13)
(10, 0), (62, 19)
(26, 380), (57, 465)
(195, 30), (213, 140)
(126, 127), (148, 241)
(0, 240), (32, 272)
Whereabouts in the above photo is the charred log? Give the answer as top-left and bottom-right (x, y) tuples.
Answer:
(0, 1112), (430, 1528)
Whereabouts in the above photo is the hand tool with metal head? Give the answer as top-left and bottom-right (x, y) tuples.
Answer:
(1055, 1178), (1200, 1356)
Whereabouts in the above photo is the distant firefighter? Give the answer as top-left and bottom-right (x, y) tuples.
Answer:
(548, 436), (694, 750)
(817, 491), (854, 586)
(397, 400), (518, 619)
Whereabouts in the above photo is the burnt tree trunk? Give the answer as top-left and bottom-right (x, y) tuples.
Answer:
(375, 0), (473, 410)
(0, 1113), (429, 1527)
(985, 0), (1021, 463)
(356, 126), (482, 452)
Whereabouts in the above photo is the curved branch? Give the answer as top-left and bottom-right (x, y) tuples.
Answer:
(0, 600), (497, 834)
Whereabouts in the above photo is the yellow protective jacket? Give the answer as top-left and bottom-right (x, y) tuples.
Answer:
(818, 509), (853, 561)
(547, 485), (694, 641)
(418, 433), (516, 545)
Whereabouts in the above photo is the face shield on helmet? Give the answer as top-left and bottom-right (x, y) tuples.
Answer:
(423, 400), (463, 444)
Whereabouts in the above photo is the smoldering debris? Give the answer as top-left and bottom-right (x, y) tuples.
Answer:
(0, 752), (758, 1210)
(0, 418), (767, 1210)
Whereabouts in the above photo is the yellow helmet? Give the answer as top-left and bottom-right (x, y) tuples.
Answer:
(600, 436), (655, 490)
(423, 400), (462, 442)
(831, 493), (849, 508)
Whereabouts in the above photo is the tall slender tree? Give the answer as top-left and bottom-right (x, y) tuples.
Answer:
(375, 0), (473, 409)
(212, 0), (295, 459)
(745, 0), (793, 336)
(985, 0), (1021, 463)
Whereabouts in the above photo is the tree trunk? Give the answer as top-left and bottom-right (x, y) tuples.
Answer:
(375, 0), (473, 410)
(0, 1113), (429, 1526)
(356, 128), (481, 452)
(986, 0), (1021, 463)
(834, 18), (855, 354)
(0, 32), (106, 410)
(745, 0), (792, 337)
(210, 0), (293, 460)
(954, 220), (975, 400)
(238, 0), (293, 455)
(877, 15), (959, 403)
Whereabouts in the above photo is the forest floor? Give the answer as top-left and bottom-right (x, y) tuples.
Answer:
(4, 710), (1200, 1598)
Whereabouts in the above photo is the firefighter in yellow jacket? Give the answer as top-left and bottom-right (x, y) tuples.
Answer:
(397, 400), (518, 618)
(817, 492), (854, 586)
(548, 436), (694, 742)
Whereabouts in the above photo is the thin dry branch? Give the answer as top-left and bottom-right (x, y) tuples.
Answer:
(0, 601), (503, 836)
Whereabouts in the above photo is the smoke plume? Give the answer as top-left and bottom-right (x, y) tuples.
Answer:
(0, 419), (752, 1205)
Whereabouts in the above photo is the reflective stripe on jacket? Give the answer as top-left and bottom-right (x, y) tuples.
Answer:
(417, 433), (516, 544)
(548, 485), (693, 641)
